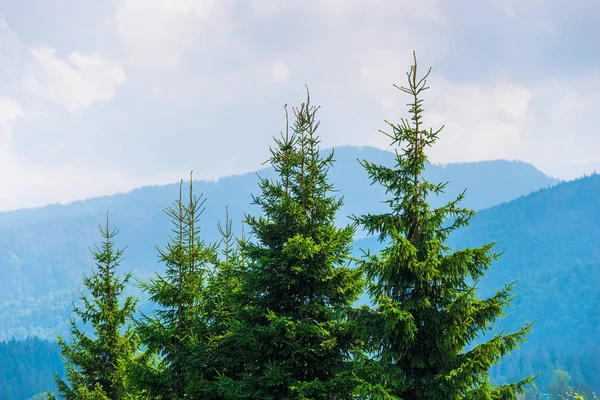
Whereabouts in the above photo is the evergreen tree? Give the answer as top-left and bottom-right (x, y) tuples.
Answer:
(216, 91), (364, 399)
(352, 53), (534, 399)
(129, 175), (218, 399)
(207, 206), (246, 338)
(53, 213), (137, 400)
(186, 207), (247, 399)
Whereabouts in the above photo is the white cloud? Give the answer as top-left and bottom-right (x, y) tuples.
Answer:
(525, 71), (600, 178)
(0, 158), (191, 211)
(378, 71), (600, 180)
(0, 97), (22, 147)
(114, 0), (232, 73)
(0, 0), (598, 211)
(491, 0), (517, 18)
(267, 60), (290, 83)
(392, 79), (535, 164)
(23, 48), (126, 113)
(0, 95), (189, 210)
(314, 0), (442, 21)
(251, 0), (283, 16)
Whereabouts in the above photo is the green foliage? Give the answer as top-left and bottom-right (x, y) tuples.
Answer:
(352, 52), (534, 399)
(214, 91), (364, 399)
(54, 214), (138, 399)
(128, 175), (219, 399)
(184, 206), (248, 399)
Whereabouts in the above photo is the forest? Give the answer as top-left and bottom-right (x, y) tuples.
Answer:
(1, 55), (598, 399)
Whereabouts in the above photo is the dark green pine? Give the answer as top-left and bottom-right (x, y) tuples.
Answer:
(215, 91), (364, 399)
(352, 53), (535, 400)
(53, 213), (138, 400)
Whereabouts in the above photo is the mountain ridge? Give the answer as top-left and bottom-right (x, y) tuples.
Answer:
(0, 146), (559, 217)
(0, 145), (560, 339)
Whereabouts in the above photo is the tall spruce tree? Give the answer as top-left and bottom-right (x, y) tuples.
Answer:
(215, 91), (364, 399)
(353, 53), (534, 399)
(129, 174), (218, 399)
(53, 213), (137, 400)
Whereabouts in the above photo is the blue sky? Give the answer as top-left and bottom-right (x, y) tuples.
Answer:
(0, 0), (598, 210)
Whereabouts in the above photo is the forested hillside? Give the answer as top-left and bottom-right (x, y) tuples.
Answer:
(0, 337), (64, 399)
(0, 146), (558, 341)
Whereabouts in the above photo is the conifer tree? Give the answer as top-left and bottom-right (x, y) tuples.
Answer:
(207, 207), (246, 333)
(353, 53), (534, 399)
(216, 91), (364, 399)
(129, 174), (218, 399)
(53, 213), (137, 400)
(186, 208), (247, 399)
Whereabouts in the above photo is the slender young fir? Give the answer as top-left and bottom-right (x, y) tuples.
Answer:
(207, 207), (247, 334)
(186, 207), (247, 399)
(130, 174), (218, 399)
(216, 91), (363, 399)
(353, 53), (534, 399)
(53, 213), (137, 400)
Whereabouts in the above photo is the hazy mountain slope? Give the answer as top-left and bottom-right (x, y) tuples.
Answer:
(0, 146), (558, 341)
(354, 173), (600, 392)
(0, 337), (64, 400)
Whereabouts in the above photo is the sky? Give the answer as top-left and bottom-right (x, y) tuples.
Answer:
(0, 0), (599, 211)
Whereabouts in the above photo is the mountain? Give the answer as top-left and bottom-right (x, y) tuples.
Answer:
(0, 337), (64, 400)
(0, 146), (558, 341)
(355, 172), (600, 392)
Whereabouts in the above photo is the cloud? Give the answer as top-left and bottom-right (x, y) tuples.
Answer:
(0, 97), (22, 147)
(0, 19), (28, 99)
(0, 0), (598, 211)
(250, 0), (283, 16)
(525, 71), (600, 178)
(104, 0), (600, 184)
(267, 60), (290, 83)
(22, 48), (126, 113)
(113, 0), (233, 79)
(424, 79), (534, 164)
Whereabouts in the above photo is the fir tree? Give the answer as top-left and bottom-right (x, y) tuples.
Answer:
(352, 53), (534, 399)
(216, 91), (364, 399)
(129, 174), (218, 399)
(208, 206), (246, 335)
(53, 213), (137, 400)
(186, 207), (247, 399)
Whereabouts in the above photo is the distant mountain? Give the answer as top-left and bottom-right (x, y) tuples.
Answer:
(0, 146), (558, 342)
(355, 173), (600, 392)
(0, 337), (64, 399)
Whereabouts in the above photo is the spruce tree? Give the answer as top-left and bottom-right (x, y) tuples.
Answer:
(353, 53), (534, 399)
(53, 213), (137, 400)
(129, 174), (218, 399)
(216, 91), (364, 399)
(186, 207), (247, 399)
